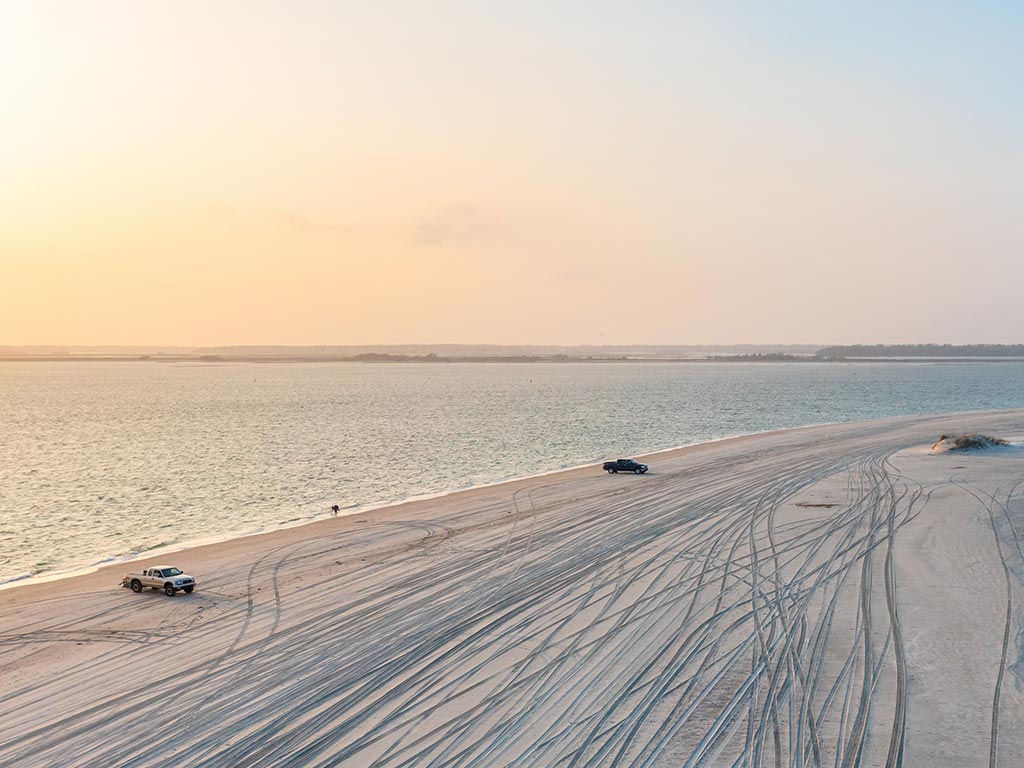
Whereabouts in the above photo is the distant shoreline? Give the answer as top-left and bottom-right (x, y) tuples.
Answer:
(5, 343), (1024, 363)
(3, 354), (1024, 364)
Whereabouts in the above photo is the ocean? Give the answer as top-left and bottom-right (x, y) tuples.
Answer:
(2, 360), (1023, 584)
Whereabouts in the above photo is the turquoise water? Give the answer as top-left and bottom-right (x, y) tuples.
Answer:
(2, 361), (1023, 583)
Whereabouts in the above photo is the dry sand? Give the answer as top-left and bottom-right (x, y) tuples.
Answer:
(2, 411), (1024, 767)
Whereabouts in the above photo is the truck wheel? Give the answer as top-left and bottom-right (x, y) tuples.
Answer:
(634, 468), (641, 474)
(130, 579), (142, 593)
(164, 584), (176, 597)
(607, 468), (616, 474)
(183, 586), (194, 594)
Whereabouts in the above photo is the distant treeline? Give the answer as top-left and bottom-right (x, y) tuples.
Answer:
(816, 344), (1024, 358)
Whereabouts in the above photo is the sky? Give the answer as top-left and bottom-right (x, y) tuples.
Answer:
(2, 1), (1022, 346)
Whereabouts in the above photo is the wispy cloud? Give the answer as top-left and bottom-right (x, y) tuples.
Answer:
(202, 204), (350, 235)
(273, 211), (350, 233)
(413, 206), (493, 248)
(551, 262), (600, 283)
(203, 202), (508, 247)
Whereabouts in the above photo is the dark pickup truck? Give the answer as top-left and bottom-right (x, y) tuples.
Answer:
(603, 459), (648, 474)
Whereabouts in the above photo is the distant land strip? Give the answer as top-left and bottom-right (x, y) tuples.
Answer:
(815, 344), (1024, 358)
(2, 344), (1024, 363)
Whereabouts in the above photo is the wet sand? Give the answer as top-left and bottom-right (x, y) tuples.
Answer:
(2, 411), (1023, 766)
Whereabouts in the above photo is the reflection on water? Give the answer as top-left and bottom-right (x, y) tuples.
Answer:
(1, 360), (1022, 582)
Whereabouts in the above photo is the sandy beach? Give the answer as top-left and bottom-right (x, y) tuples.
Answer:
(2, 410), (1024, 766)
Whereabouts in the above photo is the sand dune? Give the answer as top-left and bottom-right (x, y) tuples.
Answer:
(2, 411), (1024, 767)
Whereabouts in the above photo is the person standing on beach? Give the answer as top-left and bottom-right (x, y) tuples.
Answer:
(331, 504), (340, 516)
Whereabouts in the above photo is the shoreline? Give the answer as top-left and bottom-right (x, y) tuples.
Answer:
(0, 409), (1006, 595)
(4, 355), (1024, 364)
(0, 420), (836, 600)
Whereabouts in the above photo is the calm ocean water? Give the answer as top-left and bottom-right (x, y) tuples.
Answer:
(2, 361), (1023, 584)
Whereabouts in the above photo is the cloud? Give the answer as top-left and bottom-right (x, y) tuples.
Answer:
(203, 203), (238, 218)
(273, 210), (350, 233)
(413, 206), (492, 248)
(552, 262), (600, 283)
(203, 201), (502, 247)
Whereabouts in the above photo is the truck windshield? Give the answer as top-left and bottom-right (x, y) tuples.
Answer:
(162, 568), (182, 577)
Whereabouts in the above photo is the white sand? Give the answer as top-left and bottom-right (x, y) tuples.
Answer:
(2, 410), (1023, 767)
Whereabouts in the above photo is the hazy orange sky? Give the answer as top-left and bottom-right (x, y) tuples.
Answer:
(2, 2), (1022, 345)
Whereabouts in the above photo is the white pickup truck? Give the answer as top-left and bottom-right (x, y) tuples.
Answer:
(121, 566), (197, 596)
